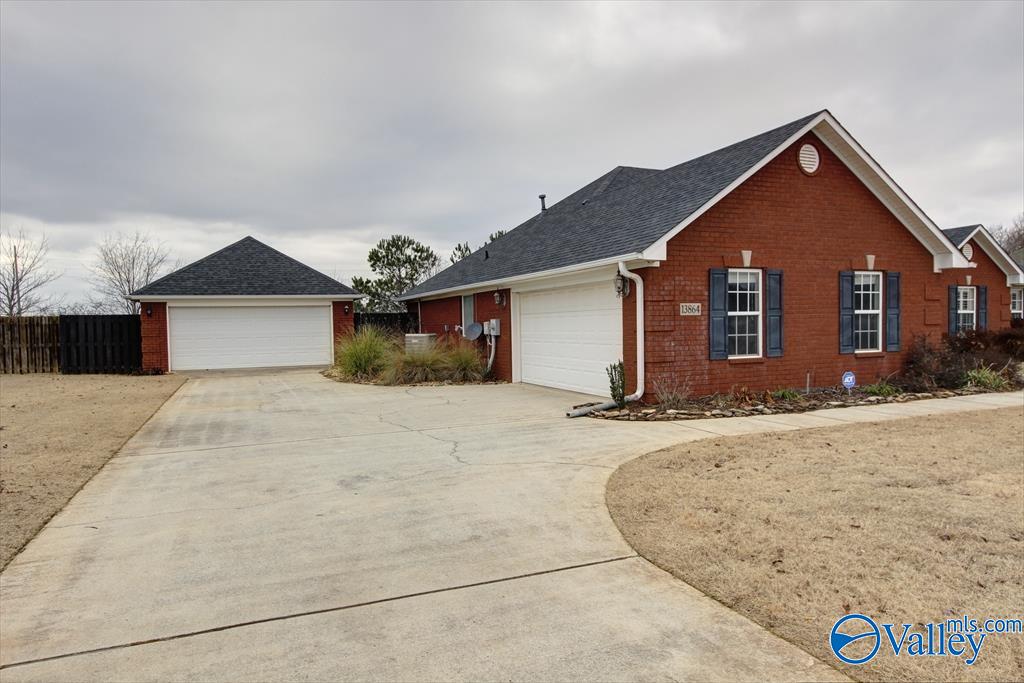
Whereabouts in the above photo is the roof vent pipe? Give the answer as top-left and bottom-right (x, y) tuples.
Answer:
(539, 194), (547, 212)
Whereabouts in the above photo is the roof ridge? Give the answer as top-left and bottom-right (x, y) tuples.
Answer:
(132, 235), (257, 295)
(245, 236), (352, 289)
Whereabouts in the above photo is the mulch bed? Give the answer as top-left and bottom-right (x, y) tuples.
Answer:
(585, 385), (1009, 421)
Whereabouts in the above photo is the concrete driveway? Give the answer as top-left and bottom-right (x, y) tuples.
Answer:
(0, 369), (843, 681)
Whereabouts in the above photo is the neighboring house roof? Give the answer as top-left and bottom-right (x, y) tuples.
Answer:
(402, 109), (967, 300)
(941, 225), (1024, 286)
(131, 236), (360, 298)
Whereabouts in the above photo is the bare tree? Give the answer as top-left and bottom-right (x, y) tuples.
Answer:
(0, 227), (62, 316)
(90, 232), (175, 314)
(988, 212), (1024, 254)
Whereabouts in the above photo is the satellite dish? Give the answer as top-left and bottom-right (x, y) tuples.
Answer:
(464, 322), (483, 340)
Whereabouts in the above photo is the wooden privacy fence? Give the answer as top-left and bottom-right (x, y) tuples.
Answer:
(0, 316), (60, 373)
(1, 315), (142, 374)
(354, 311), (419, 335)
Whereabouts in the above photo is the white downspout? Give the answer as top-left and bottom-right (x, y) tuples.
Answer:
(565, 262), (645, 418)
(618, 261), (644, 402)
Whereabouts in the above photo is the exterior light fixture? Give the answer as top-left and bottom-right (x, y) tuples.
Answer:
(344, 303), (351, 314)
(145, 305), (153, 317)
(614, 273), (630, 298)
(493, 290), (506, 307)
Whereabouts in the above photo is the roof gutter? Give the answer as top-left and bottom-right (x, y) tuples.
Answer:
(398, 253), (646, 302)
(128, 294), (364, 302)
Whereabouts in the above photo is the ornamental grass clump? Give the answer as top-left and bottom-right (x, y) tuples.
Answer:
(380, 346), (449, 385)
(334, 326), (395, 381)
(444, 340), (486, 382)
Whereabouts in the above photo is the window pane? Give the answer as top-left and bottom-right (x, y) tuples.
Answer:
(854, 312), (880, 351)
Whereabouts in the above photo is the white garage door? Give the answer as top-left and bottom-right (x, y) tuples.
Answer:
(169, 306), (332, 371)
(519, 281), (623, 396)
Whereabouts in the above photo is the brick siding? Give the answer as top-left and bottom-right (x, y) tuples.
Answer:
(140, 302), (168, 373)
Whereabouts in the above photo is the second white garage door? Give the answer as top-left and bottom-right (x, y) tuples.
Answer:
(518, 281), (623, 396)
(169, 305), (332, 371)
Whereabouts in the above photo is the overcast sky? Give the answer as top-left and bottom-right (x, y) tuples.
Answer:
(2, 1), (1022, 304)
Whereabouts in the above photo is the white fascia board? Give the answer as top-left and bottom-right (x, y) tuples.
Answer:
(640, 111), (969, 272)
(131, 294), (362, 302)
(398, 253), (649, 302)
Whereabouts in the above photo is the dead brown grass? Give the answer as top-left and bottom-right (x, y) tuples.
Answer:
(607, 407), (1024, 682)
(0, 373), (186, 569)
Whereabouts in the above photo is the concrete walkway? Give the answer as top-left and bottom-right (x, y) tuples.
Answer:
(0, 369), (1018, 681)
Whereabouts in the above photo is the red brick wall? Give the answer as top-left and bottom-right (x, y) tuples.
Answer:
(332, 301), (355, 341)
(624, 131), (1013, 401)
(140, 302), (168, 373)
(416, 290), (513, 381)
(950, 238), (1013, 325)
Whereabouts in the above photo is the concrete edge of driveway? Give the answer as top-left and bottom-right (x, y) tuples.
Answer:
(599, 388), (1021, 681)
(0, 376), (190, 573)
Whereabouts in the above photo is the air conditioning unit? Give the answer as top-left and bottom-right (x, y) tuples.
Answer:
(404, 333), (437, 353)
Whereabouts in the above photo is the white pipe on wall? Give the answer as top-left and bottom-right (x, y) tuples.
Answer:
(618, 261), (644, 402)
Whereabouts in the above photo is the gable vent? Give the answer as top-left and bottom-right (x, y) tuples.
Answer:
(962, 243), (974, 260)
(798, 143), (820, 174)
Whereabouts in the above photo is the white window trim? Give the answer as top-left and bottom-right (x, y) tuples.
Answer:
(726, 268), (763, 359)
(1011, 288), (1023, 319)
(956, 285), (977, 332)
(853, 271), (883, 353)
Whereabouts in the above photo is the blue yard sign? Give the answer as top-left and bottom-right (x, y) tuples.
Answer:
(842, 371), (856, 390)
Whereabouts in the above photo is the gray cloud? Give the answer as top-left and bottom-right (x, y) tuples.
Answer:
(1, 1), (1021, 302)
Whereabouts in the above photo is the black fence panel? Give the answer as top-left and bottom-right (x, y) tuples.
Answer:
(354, 312), (418, 335)
(58, 315), (142, 374)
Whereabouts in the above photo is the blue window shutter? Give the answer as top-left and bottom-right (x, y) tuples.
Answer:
(978, 285), (987, 330)
(709, 269), (728, 360)
(839, 271), (854, 354)
(766, 269), (783, 357)
(885, 272), (900, 351)
(948, 285), (958, 336)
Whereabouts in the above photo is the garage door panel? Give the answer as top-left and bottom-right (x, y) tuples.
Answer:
(519, 282), (622, 396)
(170, 306), (331, 371)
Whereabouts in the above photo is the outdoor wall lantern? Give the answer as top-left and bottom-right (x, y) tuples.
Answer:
(614, 273), (630, 298)
(145, 304), (153, 317)
(493, 290), (506, 307)
(344, 303), (351, 314)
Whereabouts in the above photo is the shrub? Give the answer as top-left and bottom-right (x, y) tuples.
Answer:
(863, 379), (901, 397)
(334, 326), (395, 381)
(381, 346), (448, 385)
(653, 376), (691, 410)
(771, 388), (801, 401)
(444, 340), (486, 382)
(899, 335), (968, 391)
(607, 361), (626, 407)
(965, 365), (1009, 391)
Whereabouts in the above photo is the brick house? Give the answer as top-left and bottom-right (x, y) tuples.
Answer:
(400, 110), (1024, 400)
(131, 237), (360, 372)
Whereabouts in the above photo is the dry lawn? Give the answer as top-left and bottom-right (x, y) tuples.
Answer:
(0, 373), (186, 569)
(607, 406), (1024, 682)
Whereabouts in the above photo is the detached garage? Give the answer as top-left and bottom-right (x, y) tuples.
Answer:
(131, 237), (360, 372)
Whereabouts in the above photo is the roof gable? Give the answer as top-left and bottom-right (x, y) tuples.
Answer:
(942, 225), (1024, 286)
(132, 236), (360, 297)
(403, 110), (969, 300)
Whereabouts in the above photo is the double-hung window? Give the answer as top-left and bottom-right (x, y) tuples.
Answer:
(956, 286), (976, 332)
(1011, 288), (1023, 320)
(726, 269), (761, 357)
(853, 272), (882, 352)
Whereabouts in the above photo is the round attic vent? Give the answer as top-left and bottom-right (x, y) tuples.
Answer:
(798, 143), (820, 174)
(962, 243), (974, 260)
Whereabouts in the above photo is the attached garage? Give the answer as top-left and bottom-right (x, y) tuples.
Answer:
(131, 236), (361, 373)
(517, 281), (622, 396)
(169, 304), (333, 371)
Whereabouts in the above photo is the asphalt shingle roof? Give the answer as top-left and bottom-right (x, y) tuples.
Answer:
(402, 111), (823, 299)
(132, 236), (359, 297)
(941, 225), (981, 247)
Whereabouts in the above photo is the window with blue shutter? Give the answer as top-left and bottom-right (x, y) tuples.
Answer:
(885, 272), (900, 351)
(839, 271), (855, 353)
(766, 270), (783, 357)
(978, 285), (987, 330)
(709, 269), (728, 360)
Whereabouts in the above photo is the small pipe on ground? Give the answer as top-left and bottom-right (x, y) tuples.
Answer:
(566, 400), (619, 418)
